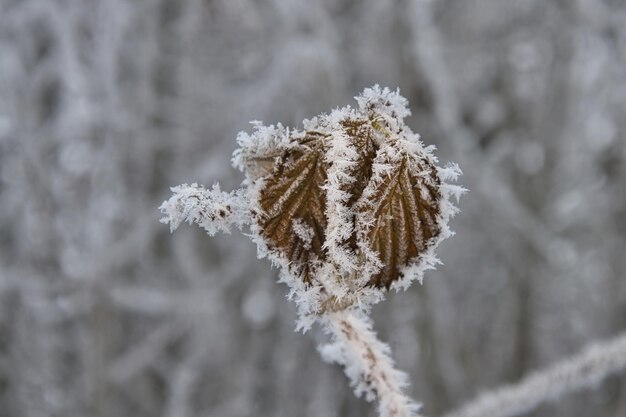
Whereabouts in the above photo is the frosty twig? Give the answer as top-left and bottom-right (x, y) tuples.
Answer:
(321, 311), (423, 417)
(442, 330), (626, 417)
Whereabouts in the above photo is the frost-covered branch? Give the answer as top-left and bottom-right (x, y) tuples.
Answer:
(159, 183), (251, 235)
(159, 87), (463, 417)
(320, 311), (423, 417)
(442, 330), (626, 417)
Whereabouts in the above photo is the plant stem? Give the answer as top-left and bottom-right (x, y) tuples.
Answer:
(320, 310), (423, 417)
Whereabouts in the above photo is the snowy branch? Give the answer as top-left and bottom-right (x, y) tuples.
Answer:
(159, 183), (251, 235)
(442, 330), (626, 417)
(320, 311), (423, 417)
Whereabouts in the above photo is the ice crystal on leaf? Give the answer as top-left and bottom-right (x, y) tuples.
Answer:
(159, 85), (464, 417)
(161, 85), (464, 323)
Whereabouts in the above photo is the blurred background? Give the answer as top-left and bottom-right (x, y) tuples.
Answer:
(1, 0), (626, 416)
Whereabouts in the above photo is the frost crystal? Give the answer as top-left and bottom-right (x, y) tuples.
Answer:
(292, 218), (314, 250)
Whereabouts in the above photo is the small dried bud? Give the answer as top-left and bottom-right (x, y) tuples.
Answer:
(162, 86), (463, 321)
(232, 85), (463, 316)
(161, 86), (464, 417)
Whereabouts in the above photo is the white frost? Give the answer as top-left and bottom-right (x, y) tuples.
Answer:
(292, 218), (314, 250)
(159, 183), (250, 236)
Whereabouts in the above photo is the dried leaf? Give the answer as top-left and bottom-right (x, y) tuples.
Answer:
(258, 133), (329, 283)
(357, 153), (442, 288)
(165, 85), (462, 321)
(255, 119), (444, 291)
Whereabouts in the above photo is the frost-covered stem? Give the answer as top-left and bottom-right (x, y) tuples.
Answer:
(320, 311), (423, 417)
(442, 330), (626, 417)
(159, 183), (250, 236)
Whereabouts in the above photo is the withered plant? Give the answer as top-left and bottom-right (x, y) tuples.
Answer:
(160, 86), (464, 417)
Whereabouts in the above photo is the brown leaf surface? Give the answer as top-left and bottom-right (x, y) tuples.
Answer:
(359, 155), (442, 289)
(258, 133), (329, 283)
(255, 121), (443, 291)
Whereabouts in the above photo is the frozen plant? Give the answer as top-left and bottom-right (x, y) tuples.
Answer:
(160, 86), (464, 417)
